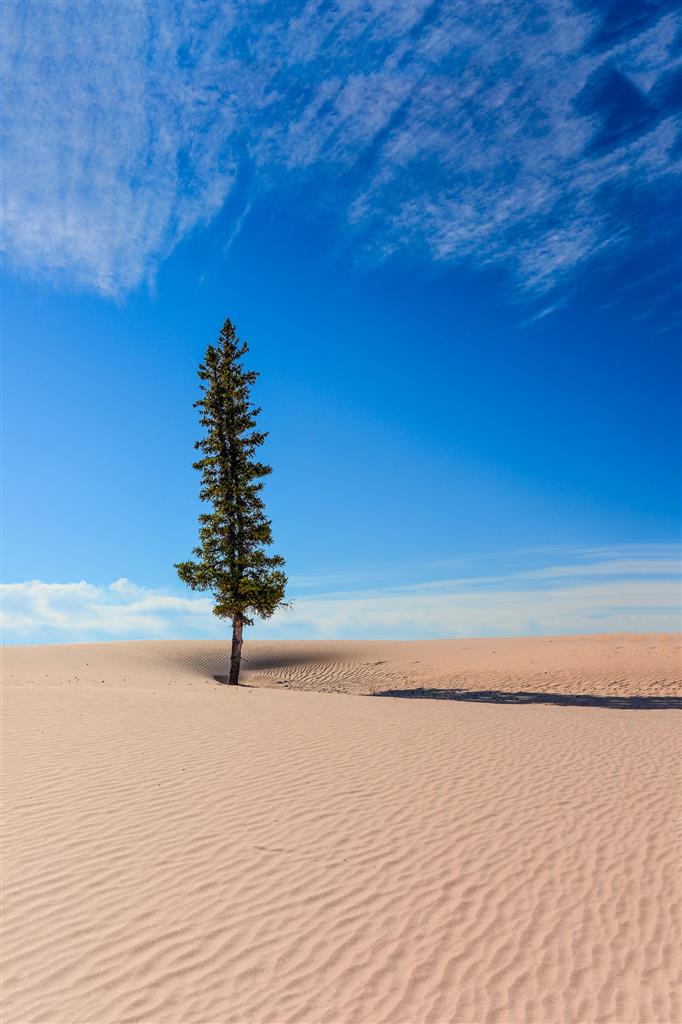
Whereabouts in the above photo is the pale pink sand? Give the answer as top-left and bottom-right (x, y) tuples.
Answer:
(5, 632), (678, 698)
(2, 637), (681, 1023)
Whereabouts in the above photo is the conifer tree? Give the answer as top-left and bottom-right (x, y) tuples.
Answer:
(175, 318), (287, 684)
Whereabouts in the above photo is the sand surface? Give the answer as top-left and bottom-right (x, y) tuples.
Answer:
(2, 635), (681, 1023)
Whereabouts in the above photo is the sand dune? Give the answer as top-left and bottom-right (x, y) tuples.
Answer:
(2, 636), (681, 1023)
(4, 632), (680, 699)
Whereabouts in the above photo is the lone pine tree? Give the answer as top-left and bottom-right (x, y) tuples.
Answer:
(175, 318), (287, 685)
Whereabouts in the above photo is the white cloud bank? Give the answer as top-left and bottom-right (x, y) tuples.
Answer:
(3, 549), (679, 644)
(1, 579), (220, 643)
(1, 0), (680, 297)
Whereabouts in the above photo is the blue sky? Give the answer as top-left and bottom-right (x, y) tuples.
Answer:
(2, 0), (680, 643)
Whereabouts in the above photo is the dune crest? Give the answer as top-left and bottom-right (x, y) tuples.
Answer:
(4, 632), (679, 698)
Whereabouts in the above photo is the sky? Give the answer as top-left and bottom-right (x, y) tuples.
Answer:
(1, 0), (681, 643)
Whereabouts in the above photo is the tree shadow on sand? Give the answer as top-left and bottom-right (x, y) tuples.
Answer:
(241, 647), (344, 671)
(372, 688), (682, 710)
(162, 645), (346, 684)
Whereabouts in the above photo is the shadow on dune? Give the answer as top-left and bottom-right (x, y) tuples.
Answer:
(160, 644), (348, 681)
(372, 688), (682, 710)
(241, 647), (349, 671)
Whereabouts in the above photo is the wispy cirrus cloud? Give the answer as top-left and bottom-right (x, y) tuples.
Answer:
(3, 547), (679, 643)
(1, 0), (680, 298)
(1, 1), (240, 294)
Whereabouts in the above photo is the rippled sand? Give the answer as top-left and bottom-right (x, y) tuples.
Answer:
(2, 636), (680, 1023)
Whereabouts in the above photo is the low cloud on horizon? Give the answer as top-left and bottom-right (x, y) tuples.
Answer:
(2, 0), (680, 302)
(3, 546), (679, 645)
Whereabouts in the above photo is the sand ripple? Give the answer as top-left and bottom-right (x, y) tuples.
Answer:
(2, 640), (680, 1023)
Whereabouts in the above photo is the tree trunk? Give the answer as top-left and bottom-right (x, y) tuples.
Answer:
(229, 613), (244, 685)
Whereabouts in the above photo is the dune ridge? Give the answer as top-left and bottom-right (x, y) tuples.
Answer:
(4, 632), (680, 699)
(2, 636), (681, 1023)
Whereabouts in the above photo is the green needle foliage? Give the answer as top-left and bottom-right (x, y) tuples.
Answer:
(175, 317), (287, 684)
